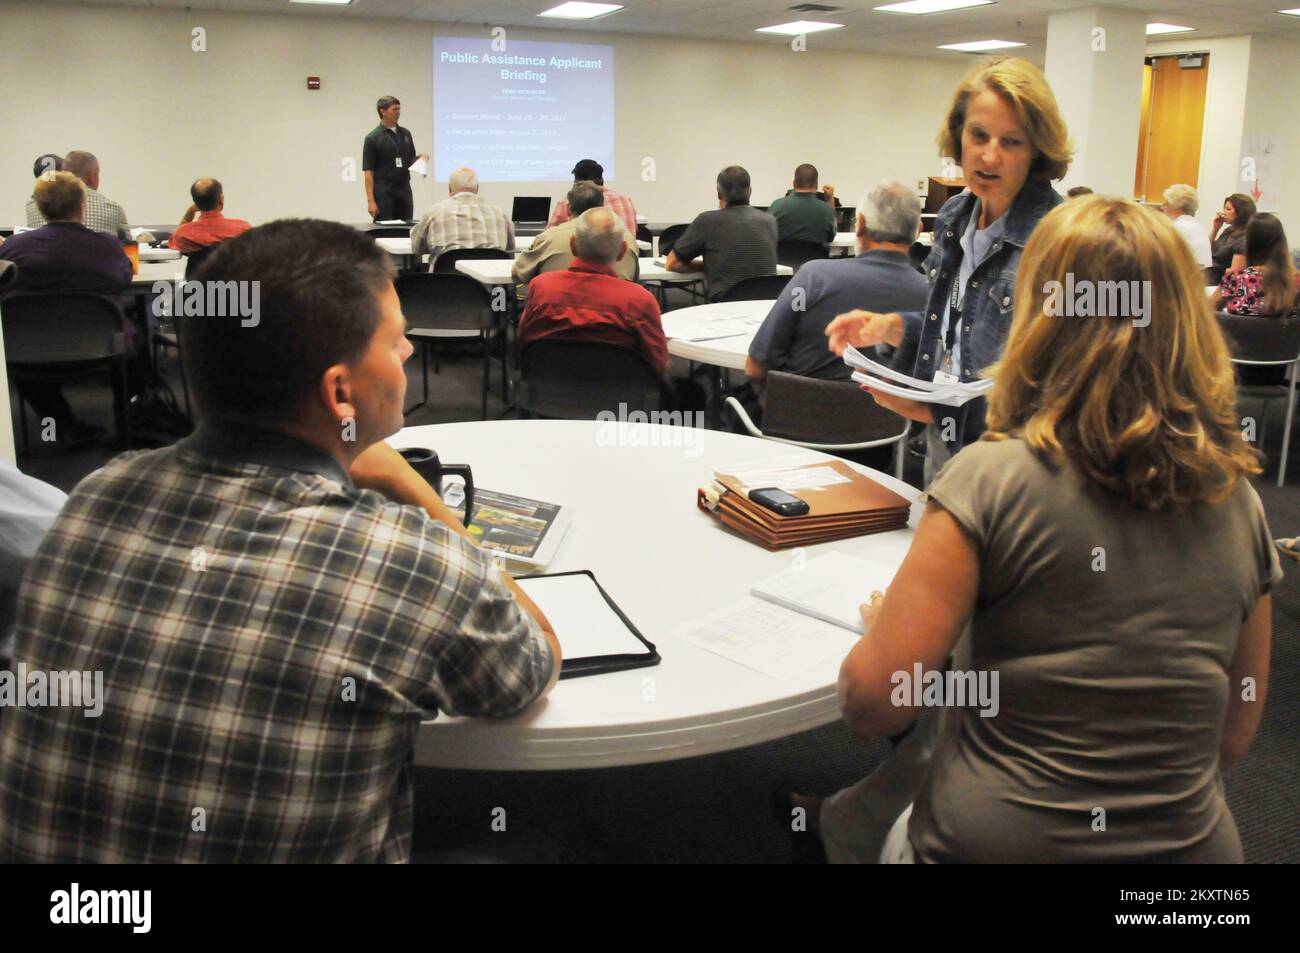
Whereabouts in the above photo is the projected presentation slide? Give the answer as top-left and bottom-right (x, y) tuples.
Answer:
(434, 36), (614, 183)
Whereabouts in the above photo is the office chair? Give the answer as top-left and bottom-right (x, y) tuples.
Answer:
(2, 293), (133, 451)
(515, 340), (663, 420)
(726, 371), (909, 479)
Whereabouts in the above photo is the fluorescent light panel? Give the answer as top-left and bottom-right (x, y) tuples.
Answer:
(538, 2), (623, 19)
(1146, 22), (1195, 35)
(1277, 8), (1300, 16)
(289, 0), (353, 5)
(875, 0), (994, 15)
(938, 39), (1025, 51)
(756, 20), (846, 35)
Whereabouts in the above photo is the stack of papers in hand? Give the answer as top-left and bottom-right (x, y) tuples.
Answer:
(843, 345), (993, 407)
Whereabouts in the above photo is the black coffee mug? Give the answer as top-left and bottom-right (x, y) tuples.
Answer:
(397, 448), (474, 518)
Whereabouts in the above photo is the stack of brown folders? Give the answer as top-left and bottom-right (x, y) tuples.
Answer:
(696, 460), (911, 550)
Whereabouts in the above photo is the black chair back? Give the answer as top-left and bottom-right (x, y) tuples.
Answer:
(395, 273), (496, 334)
(636, 224), (653, 246)
(1217, 312), (1300, 365)
(433, 248), (515, 274)
(184, 246), (217, 280)
(2, 293), (128, 363)
(717, 275), (791, 302)
(367, 226), (413, 239)
(777, 240), (830, 269)
(658, 224), (689, 257)
(762, 371), (904, 445)
(836, 206), (856, 232)
(1204, 265), (1226, 287)
(517, 340), (662, 419)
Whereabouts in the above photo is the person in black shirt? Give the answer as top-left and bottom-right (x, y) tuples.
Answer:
(362, 96), (428, 221)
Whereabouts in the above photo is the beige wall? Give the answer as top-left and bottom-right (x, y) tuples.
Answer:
(0, 1), (968, 228)
(1241, 35), (1300, 237)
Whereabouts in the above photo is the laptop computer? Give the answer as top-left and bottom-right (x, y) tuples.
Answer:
(512, 196), (551, 236)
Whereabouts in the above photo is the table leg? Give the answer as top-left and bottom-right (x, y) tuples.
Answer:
(710, 366), (724, 429)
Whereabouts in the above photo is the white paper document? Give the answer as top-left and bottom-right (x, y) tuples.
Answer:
(678, 315), (765, 342)
(750, 551), (895, 633)
(409, 157), (429, 178)
(843, 345), (993, 407)
(714, 455), (850, 493)
(377, 219), (408, 225)
(669, 597), (853, 680)
(516, 573), (647, 662)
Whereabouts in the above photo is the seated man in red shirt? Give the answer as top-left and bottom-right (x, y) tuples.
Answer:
(517, 207), (667, 377)
(168, 178), (252, 253)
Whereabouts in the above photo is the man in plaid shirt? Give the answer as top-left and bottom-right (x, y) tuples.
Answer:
(0, 220), (560, 862)
(547, 159), (639, 237)
(410, 166), (514, 269)
(27, 151), (129, 238)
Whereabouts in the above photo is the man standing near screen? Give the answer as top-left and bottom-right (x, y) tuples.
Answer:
(362, 96), (428, 221)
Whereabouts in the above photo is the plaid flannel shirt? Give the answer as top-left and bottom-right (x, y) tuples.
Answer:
(548, 186), (639, 236)
(0, 425), (552, 863)
(410, 192), (515, 269)
(27, 187), (129, 237)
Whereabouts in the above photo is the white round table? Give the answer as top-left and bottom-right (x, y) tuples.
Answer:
(396, 419), (920, 770)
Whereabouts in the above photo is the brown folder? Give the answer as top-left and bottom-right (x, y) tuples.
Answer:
(698, 460), (912, 550)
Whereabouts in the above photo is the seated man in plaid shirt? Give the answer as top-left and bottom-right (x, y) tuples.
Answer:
(0, 219), (560, 862)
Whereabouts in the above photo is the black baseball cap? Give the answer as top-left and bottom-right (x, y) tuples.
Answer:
(571, 159), (604, 180)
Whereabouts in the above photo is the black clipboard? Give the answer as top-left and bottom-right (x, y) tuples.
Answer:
(517, 570), (661, 679)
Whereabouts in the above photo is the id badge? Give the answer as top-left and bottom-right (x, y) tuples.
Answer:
(395, 157), (403, 168)
(933, 369), (959, 387)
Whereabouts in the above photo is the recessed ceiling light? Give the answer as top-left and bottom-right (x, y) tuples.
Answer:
(756, 20), (846, 35)
(1146, 22), (1195, 35)
(937, 39), (1025, 52)
(1277, 8), (1300, 16)
(289, 0), (353, 5)
(875, 0), (995, 15)
(538, 2), (623, 19)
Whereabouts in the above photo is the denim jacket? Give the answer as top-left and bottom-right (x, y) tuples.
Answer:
(892, 176), (1062, 455)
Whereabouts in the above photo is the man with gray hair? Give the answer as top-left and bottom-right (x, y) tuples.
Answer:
(1161, 183), (1212, 268)
(410, 166), (514, 269)
(516, 208), (667, 377)
(745, 179), (928, 389)
(512, 181), (638, 284)
(28, 151), (129, 237)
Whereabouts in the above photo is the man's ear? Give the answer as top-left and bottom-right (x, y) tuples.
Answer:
(616, 240), (628, 262)
(319, 363), (359, 428)
(570, 235), (578, 257)
(856, 212), (867, 239)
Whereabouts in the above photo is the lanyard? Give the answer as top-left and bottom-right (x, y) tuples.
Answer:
(940, 248), (966, 375)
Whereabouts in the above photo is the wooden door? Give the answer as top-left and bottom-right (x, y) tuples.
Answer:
(1134, 54), (1209, 202)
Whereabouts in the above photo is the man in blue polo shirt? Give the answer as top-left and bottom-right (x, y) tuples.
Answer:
(746, 179), (928, 390)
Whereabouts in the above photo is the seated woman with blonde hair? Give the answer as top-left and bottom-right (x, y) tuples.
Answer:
(838, 196), (1279, 863)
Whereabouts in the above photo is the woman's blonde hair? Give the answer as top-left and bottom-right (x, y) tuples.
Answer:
(983, 196), (1260, 508)
(937, 55), (1073, 181)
